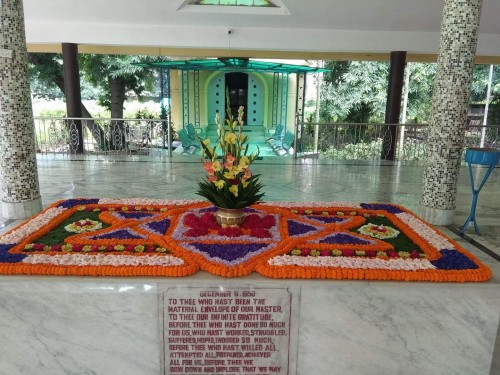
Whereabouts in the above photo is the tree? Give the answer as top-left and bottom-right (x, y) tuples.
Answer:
(405, 63), (436, 123)
(28, 53), (97, 117)
(320, 60), (389, 123)
(471, 64), (500, 125)
(79, 54), (157, 119)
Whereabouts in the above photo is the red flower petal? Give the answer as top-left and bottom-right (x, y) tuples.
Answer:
(250, 228), (271, 238)
(300, 249), (310, 256)
(218, 227), (242, 237)
(387, 250), (399, 258)
(185, 228), (209, 237)
(410, 250), (420, 259)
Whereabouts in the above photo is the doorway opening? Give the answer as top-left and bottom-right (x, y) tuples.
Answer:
(225, 72), (248, 124)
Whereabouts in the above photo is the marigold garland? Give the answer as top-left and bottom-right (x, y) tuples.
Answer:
(0, 199), (492, 281)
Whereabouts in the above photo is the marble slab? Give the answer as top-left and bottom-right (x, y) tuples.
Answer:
(0, 275), (498, 375)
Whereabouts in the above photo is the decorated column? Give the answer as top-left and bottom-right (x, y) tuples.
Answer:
(419, 0), (482, 225)
(0, 0), (42, 219)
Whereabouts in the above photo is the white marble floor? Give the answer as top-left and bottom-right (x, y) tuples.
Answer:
(4, 153), (498, 255)
(0, 154), (499, 375)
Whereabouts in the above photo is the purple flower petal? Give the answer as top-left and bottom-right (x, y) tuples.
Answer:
(287, 220), (319, 236)
(57, 198), (99, 208)
(0, 244), (27, 262)
(116, 212), (157, 220)
(360, 203), (403, 214)
(431, 249), (478, 270)
(191, 242), (266, 262)
(309, 216), (348, 224)
(142, 219), (171, 235)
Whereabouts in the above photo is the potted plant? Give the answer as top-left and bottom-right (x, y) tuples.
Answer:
(197, 92), (265, 226)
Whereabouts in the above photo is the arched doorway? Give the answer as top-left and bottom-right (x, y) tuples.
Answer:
(207, 72), (264, 126)
(226, 73), (248, 124)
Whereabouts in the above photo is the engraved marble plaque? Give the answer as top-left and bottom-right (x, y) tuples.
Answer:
(162, 286), (297, 375)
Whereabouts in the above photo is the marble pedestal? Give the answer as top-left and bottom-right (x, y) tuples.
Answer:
(0, 271), (498, 375)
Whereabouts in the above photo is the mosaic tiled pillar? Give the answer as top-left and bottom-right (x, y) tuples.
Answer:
(419, 0), (482, 226)
(0, 0), (42, 219)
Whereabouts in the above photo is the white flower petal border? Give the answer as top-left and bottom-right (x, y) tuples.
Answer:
(0, 207), (67, 245)
(22, 254), (184, 267)
(261, 201), (363, 208)
(268, 255), (436, 271)
(98, 198), (200, 206)
(395, 212), (454, 250)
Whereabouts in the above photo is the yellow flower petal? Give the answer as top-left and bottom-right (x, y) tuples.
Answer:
(224, 171), (235, 179)
(212, 161), (222, 172)
(229, 184), (239, 197)
(214, 180), (225, 189)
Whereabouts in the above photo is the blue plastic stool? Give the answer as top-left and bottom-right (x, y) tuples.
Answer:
(460, 148), (500, 235)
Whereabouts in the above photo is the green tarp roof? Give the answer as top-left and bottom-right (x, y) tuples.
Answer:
(136, 58), (328, 74)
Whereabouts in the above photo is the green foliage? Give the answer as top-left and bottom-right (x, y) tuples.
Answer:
(471, 65), (500, 127)
(319, 60), (438, 125)
(315, 138), (427, 161)
(470, 65), (500, 103)
(36, 108), (67, 118)
(405, 63), (436, 123)
(197, 174), (265, 209)
(320, 60), (389, 123)
(35, 211), (108, 245)
(353, 216), (421, 253)
(28, 53), (99, 101)
(132, 108), (160, 119)
(79, 55), (168, 111)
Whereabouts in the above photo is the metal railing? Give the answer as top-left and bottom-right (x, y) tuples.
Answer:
(34, 117), (173, 157)
(297, 122), (500, 161)
(33, 117), (500, 162)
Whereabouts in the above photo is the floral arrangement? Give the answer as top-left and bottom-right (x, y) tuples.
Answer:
(0, 198), (492, 281)
(197, 93), (264, 209)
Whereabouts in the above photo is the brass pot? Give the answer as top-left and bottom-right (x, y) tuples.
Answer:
(215, 207), (245, 227)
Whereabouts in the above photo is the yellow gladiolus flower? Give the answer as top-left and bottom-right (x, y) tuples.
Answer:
(229, 184), (239, 197)
(225, 133), (237, 144)
(224, 170), (236, 179)
(212, 161), (222, 172)
(239, 155), (250, 167)
(214, 180), (225, 189)
(241, 180), (249, 188)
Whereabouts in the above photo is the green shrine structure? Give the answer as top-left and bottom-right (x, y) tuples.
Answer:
(138, 58), (326, 155)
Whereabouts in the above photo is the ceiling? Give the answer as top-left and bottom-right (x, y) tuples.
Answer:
(23, 0), (500, 62)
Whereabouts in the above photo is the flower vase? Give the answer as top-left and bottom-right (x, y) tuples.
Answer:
(215, 207), (245, 227)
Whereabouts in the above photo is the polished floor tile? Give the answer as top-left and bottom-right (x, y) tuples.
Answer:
(1, 154), (499, 256)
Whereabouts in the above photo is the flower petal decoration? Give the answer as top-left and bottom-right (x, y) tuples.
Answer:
(0, 199), (492, 281)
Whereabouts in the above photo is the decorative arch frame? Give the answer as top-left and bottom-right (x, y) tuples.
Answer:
(204, 71), (269, 126)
